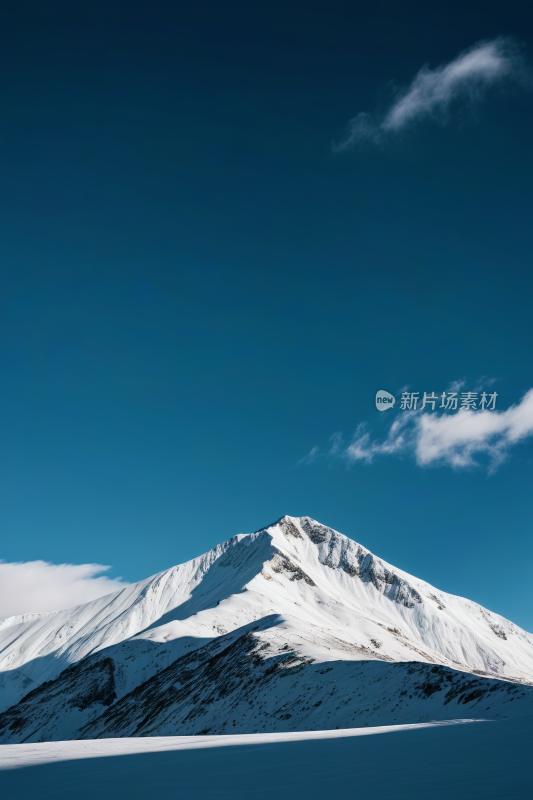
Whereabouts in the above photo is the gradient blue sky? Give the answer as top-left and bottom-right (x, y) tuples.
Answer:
(1, 1), (533, 628)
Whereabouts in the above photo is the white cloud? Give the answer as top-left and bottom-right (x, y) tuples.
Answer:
(342, 389), (533, 472)
(473, 376), (501, 393)
(447, 378), (466, 393)
(328, 432), (343, 456)
(334, 38), (525, 150)
(345, 414), (414, 464)
(298, 445), (319, 465)
(0, 560), (129, 621)
(415, 389), (533, 469)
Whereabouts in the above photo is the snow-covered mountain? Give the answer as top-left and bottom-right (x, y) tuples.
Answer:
(1, 515), (533, 743)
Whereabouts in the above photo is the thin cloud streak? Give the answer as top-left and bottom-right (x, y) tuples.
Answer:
(334, 38), (525, 150)
(298, 446), (319, 465)
(447, 378), (466, 393)
(328, 432), (343, 456)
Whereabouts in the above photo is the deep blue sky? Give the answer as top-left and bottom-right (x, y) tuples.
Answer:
(1, 2), (533, 628)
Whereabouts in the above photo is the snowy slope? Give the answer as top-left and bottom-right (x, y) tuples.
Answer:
(1, 515), (533, 741)
(0, 532), (250, 712)
(2, 615), (532, 744)
(2, 719), (533, 800)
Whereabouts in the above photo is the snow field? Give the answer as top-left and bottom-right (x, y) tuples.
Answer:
(1, 717), (532, 799)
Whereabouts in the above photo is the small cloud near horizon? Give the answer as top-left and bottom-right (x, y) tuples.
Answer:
(333, 38), (527, 150)
(0, 560), (130, 621)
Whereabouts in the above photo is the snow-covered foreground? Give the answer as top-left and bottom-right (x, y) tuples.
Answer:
(1, 718), (532, 799)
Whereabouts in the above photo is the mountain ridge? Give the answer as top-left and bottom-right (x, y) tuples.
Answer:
(1, 515), (532, 742)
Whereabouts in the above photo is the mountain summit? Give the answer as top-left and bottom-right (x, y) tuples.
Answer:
(1, 516), (532, 742)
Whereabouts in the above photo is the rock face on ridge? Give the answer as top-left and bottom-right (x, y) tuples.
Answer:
(299, 517), (423, 608)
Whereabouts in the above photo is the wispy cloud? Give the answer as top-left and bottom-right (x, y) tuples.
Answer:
(473, 376), (501, 393)
(447, 378), (466, 393)
(345, 414), (414, 464)
(0, 560), (129, 621)
(334, 38), (525, 150)
(341, 389), (533, 472)
(298, 445), (320, 465)
(328, 432), (343, 456)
